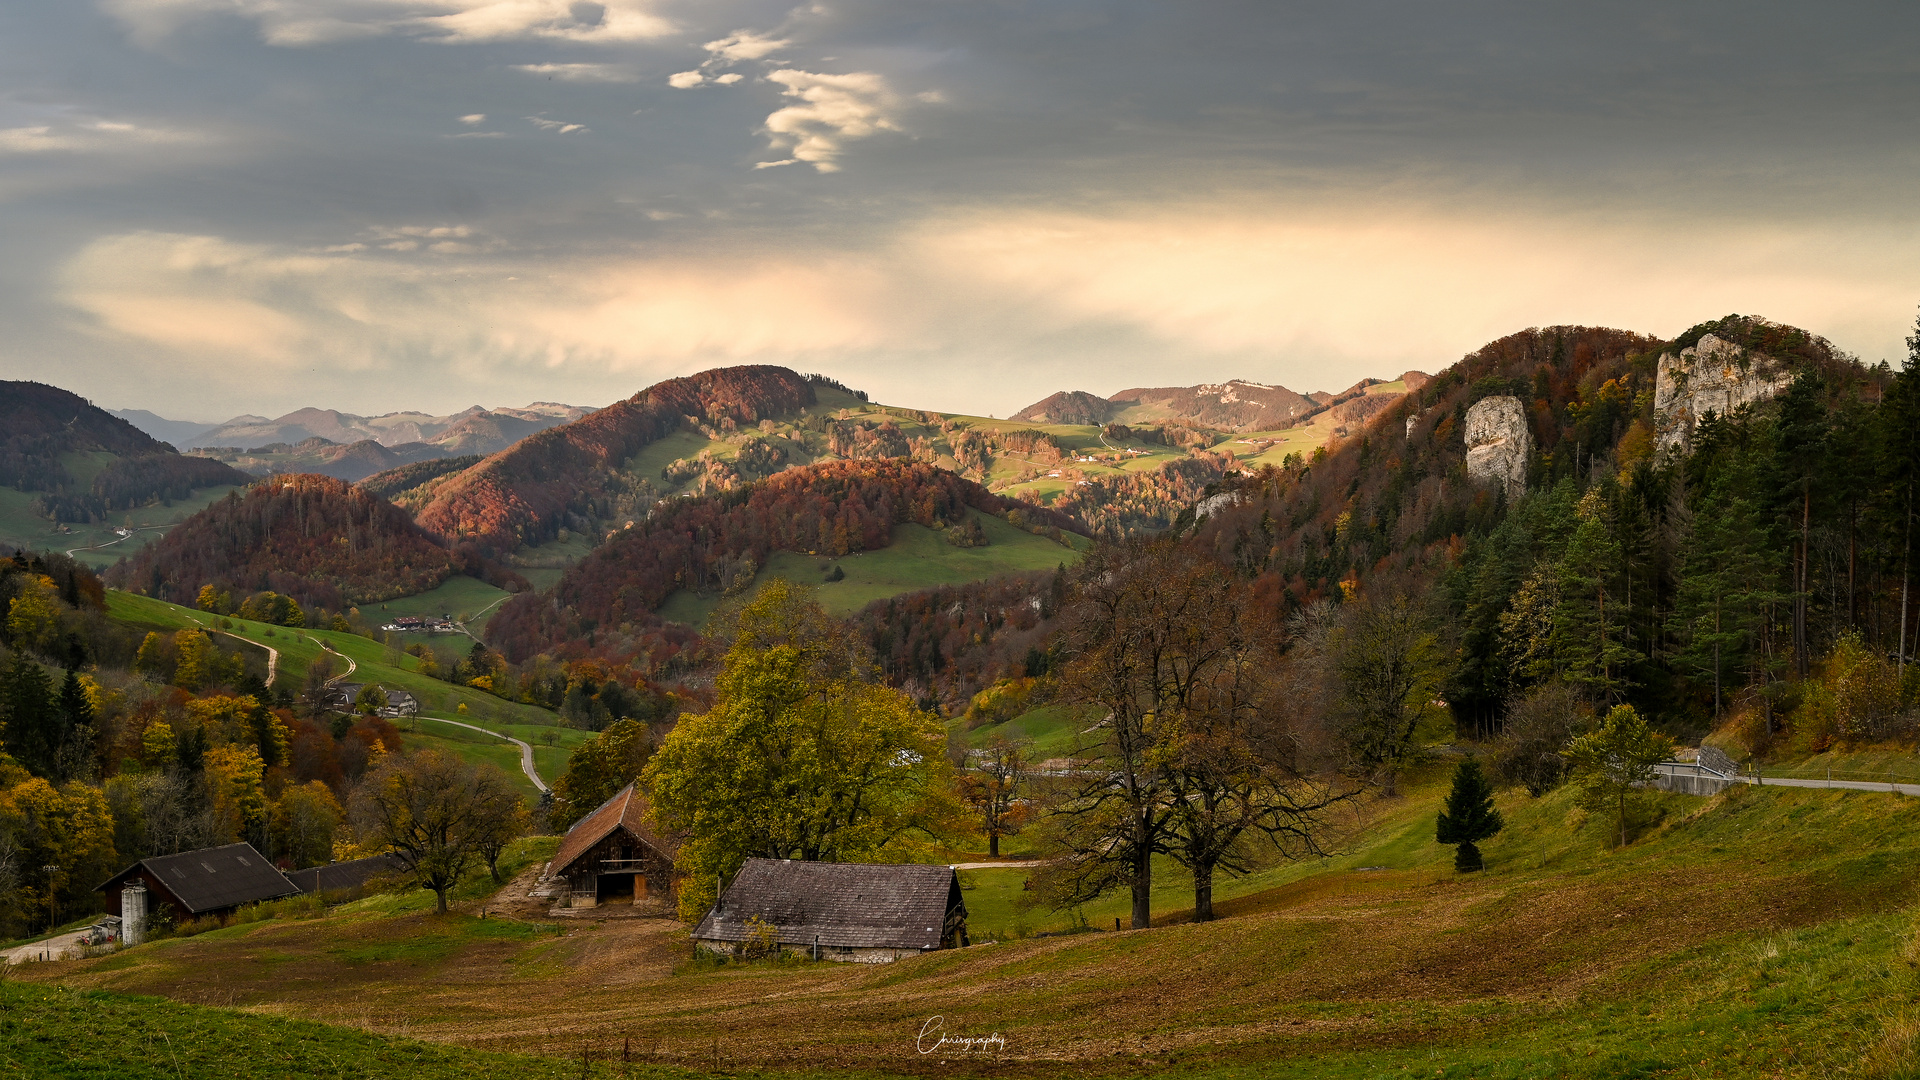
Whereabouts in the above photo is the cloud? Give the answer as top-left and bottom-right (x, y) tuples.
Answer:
(526, 116), (589, 133)
(758, 69), (903, 172)
(702, 30), (787, 61)
(103, 0), (673, 47)
(667, 70), (703, 89)
(52, 201), (1920, 417)
(514, 62), (637, 82)
(0, 118), (205, 154)
(458, 113), (486, 124)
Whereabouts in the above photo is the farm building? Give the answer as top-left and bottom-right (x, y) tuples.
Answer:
(545, 783), (677, 908)
(96, 842), (300, 925)
(283, 853), (406, 897)
(693, 859), (968, 963)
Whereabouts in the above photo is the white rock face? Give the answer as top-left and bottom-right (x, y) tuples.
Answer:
(1653, 333), (1795, 453)
(1464, 395), (1531, 501)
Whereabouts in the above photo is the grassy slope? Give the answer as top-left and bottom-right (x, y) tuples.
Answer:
(0, 483), (247, 569)
(27, 772), (1920, 1078)
(657, 510), (1083, 627)
(362, 575), (514, 636)
(954, 704), (1095, 762)
(107, 591), (575, 790)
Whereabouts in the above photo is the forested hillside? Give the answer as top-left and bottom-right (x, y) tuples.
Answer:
(416, 366), (818, 554)
(0, 381), (248, 524)
(486, 460), (1081, 665)
(106, 475), (494, 612)
(1187, 315), (1898, 748)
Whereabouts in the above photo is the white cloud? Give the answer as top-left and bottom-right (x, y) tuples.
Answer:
(759, 69), (902, 172)
(667, 70), (703, 89)
(514, 62), (636, 82)
(713, 72), (742, 85)
(702, 30), (787, 61)
(103, 0), (674, 48)
(0, 118), (205, 155)
(459, 113), (487, 124)
(526, 116), (589, 134)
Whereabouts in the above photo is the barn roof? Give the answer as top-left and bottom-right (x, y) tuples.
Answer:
(97, 843), (299, 914)
(693, 859), (961, 952)
(548, 783), (675, 877)
(284, 853), (405, 895)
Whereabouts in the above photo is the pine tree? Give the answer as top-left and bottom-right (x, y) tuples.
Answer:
(1552, 495), (1635, 701)
(1436, 758), (1504, 872)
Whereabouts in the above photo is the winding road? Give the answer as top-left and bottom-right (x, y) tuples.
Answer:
(63, 525), (168, 560)
(185, 614), (279, 688)
(417, 715), (549, 792)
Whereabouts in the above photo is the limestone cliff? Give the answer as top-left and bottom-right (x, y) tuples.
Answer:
(1653, 333), (1796, 453)
(1464, 395), (1530, 501)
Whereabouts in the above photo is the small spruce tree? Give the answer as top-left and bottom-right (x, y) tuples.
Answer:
(1436, 758), (1504, 872)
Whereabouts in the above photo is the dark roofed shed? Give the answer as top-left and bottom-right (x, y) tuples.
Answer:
(97, 842), (299, 920)
(693, 859), (967, 963)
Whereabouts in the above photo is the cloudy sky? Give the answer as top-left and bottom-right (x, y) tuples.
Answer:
(3, 2), (1919, 421)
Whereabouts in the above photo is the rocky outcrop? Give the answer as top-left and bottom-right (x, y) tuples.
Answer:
(1653, 333), (1796, 453)
(1464, 396), (1530, 501)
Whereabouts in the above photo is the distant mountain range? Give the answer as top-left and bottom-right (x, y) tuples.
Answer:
(112, 402), (594, 453)
(1011, 373), (1431, 432)
(107, 402), (599, 482)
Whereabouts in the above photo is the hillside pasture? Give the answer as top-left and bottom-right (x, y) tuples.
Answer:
(657, 509), (1083, 627)
(0, 482), (246, 568)
(26, 777), (1920, 1078)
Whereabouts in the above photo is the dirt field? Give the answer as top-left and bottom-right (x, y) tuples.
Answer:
(23, 782), (1920, 1077)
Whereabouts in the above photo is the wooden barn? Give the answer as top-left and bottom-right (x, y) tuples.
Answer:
(546, 783), (677, 908)
(693, 859), (968, 963)
(96, 842), (300, 924)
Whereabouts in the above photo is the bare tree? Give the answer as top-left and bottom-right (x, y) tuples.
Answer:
(1042, 542), (1351, 927)
(351, 750), (521, 913)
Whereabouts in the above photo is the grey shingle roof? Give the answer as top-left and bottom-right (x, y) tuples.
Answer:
(284, 853), (405, 895)
(98, 843), (299, 914)
(693, 859), (961, 951)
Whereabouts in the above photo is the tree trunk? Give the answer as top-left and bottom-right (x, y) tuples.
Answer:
(1795, 482), (1810, 678)
(1381, 766), (1399, 798)
(1129, 838), (1152, 930)
(1193, 863), (1214, 923)
(988, 832), (999, 858)
(434, 884), (449, 915)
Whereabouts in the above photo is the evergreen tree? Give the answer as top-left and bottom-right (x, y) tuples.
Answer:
(1552, 495), (1635, 701)
(0, 653), (58, 776)
(1436, 758), (1504, 872)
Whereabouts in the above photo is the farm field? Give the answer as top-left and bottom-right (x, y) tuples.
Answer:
(363, 575), (514, 637)
(25, 774), (1920, 1078)
(954, 703), (1096, 761)
(657, 510), (1083, 627)
(0, 481), (246, 568)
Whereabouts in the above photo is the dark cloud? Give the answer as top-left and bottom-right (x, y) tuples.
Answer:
(2, 1), (1918, 417)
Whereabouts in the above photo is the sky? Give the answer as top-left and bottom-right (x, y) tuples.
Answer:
(3, 2), (1920, 422)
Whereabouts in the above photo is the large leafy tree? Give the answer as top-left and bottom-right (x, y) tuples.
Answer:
(548, 718), (655, 830)
(350, 749), (523, 914)
(1330, 594), (1449, 797)
(644, 580), (958, 923)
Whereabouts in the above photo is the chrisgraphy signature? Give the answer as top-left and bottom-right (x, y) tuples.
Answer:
(916, 1016), (1007, 1055)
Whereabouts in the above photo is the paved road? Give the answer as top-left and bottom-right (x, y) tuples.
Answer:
(455, 594), (511, 646)
(2, 929), (91, 966)
(949, 861), (1042, 870)
(1750, 774), (1920, 797)
(417, 715), (549, 793)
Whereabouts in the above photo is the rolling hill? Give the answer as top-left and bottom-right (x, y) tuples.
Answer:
(0, 381), (251, 559)
(484, 459), (1083, 662)
(105, 473), (492, 612)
